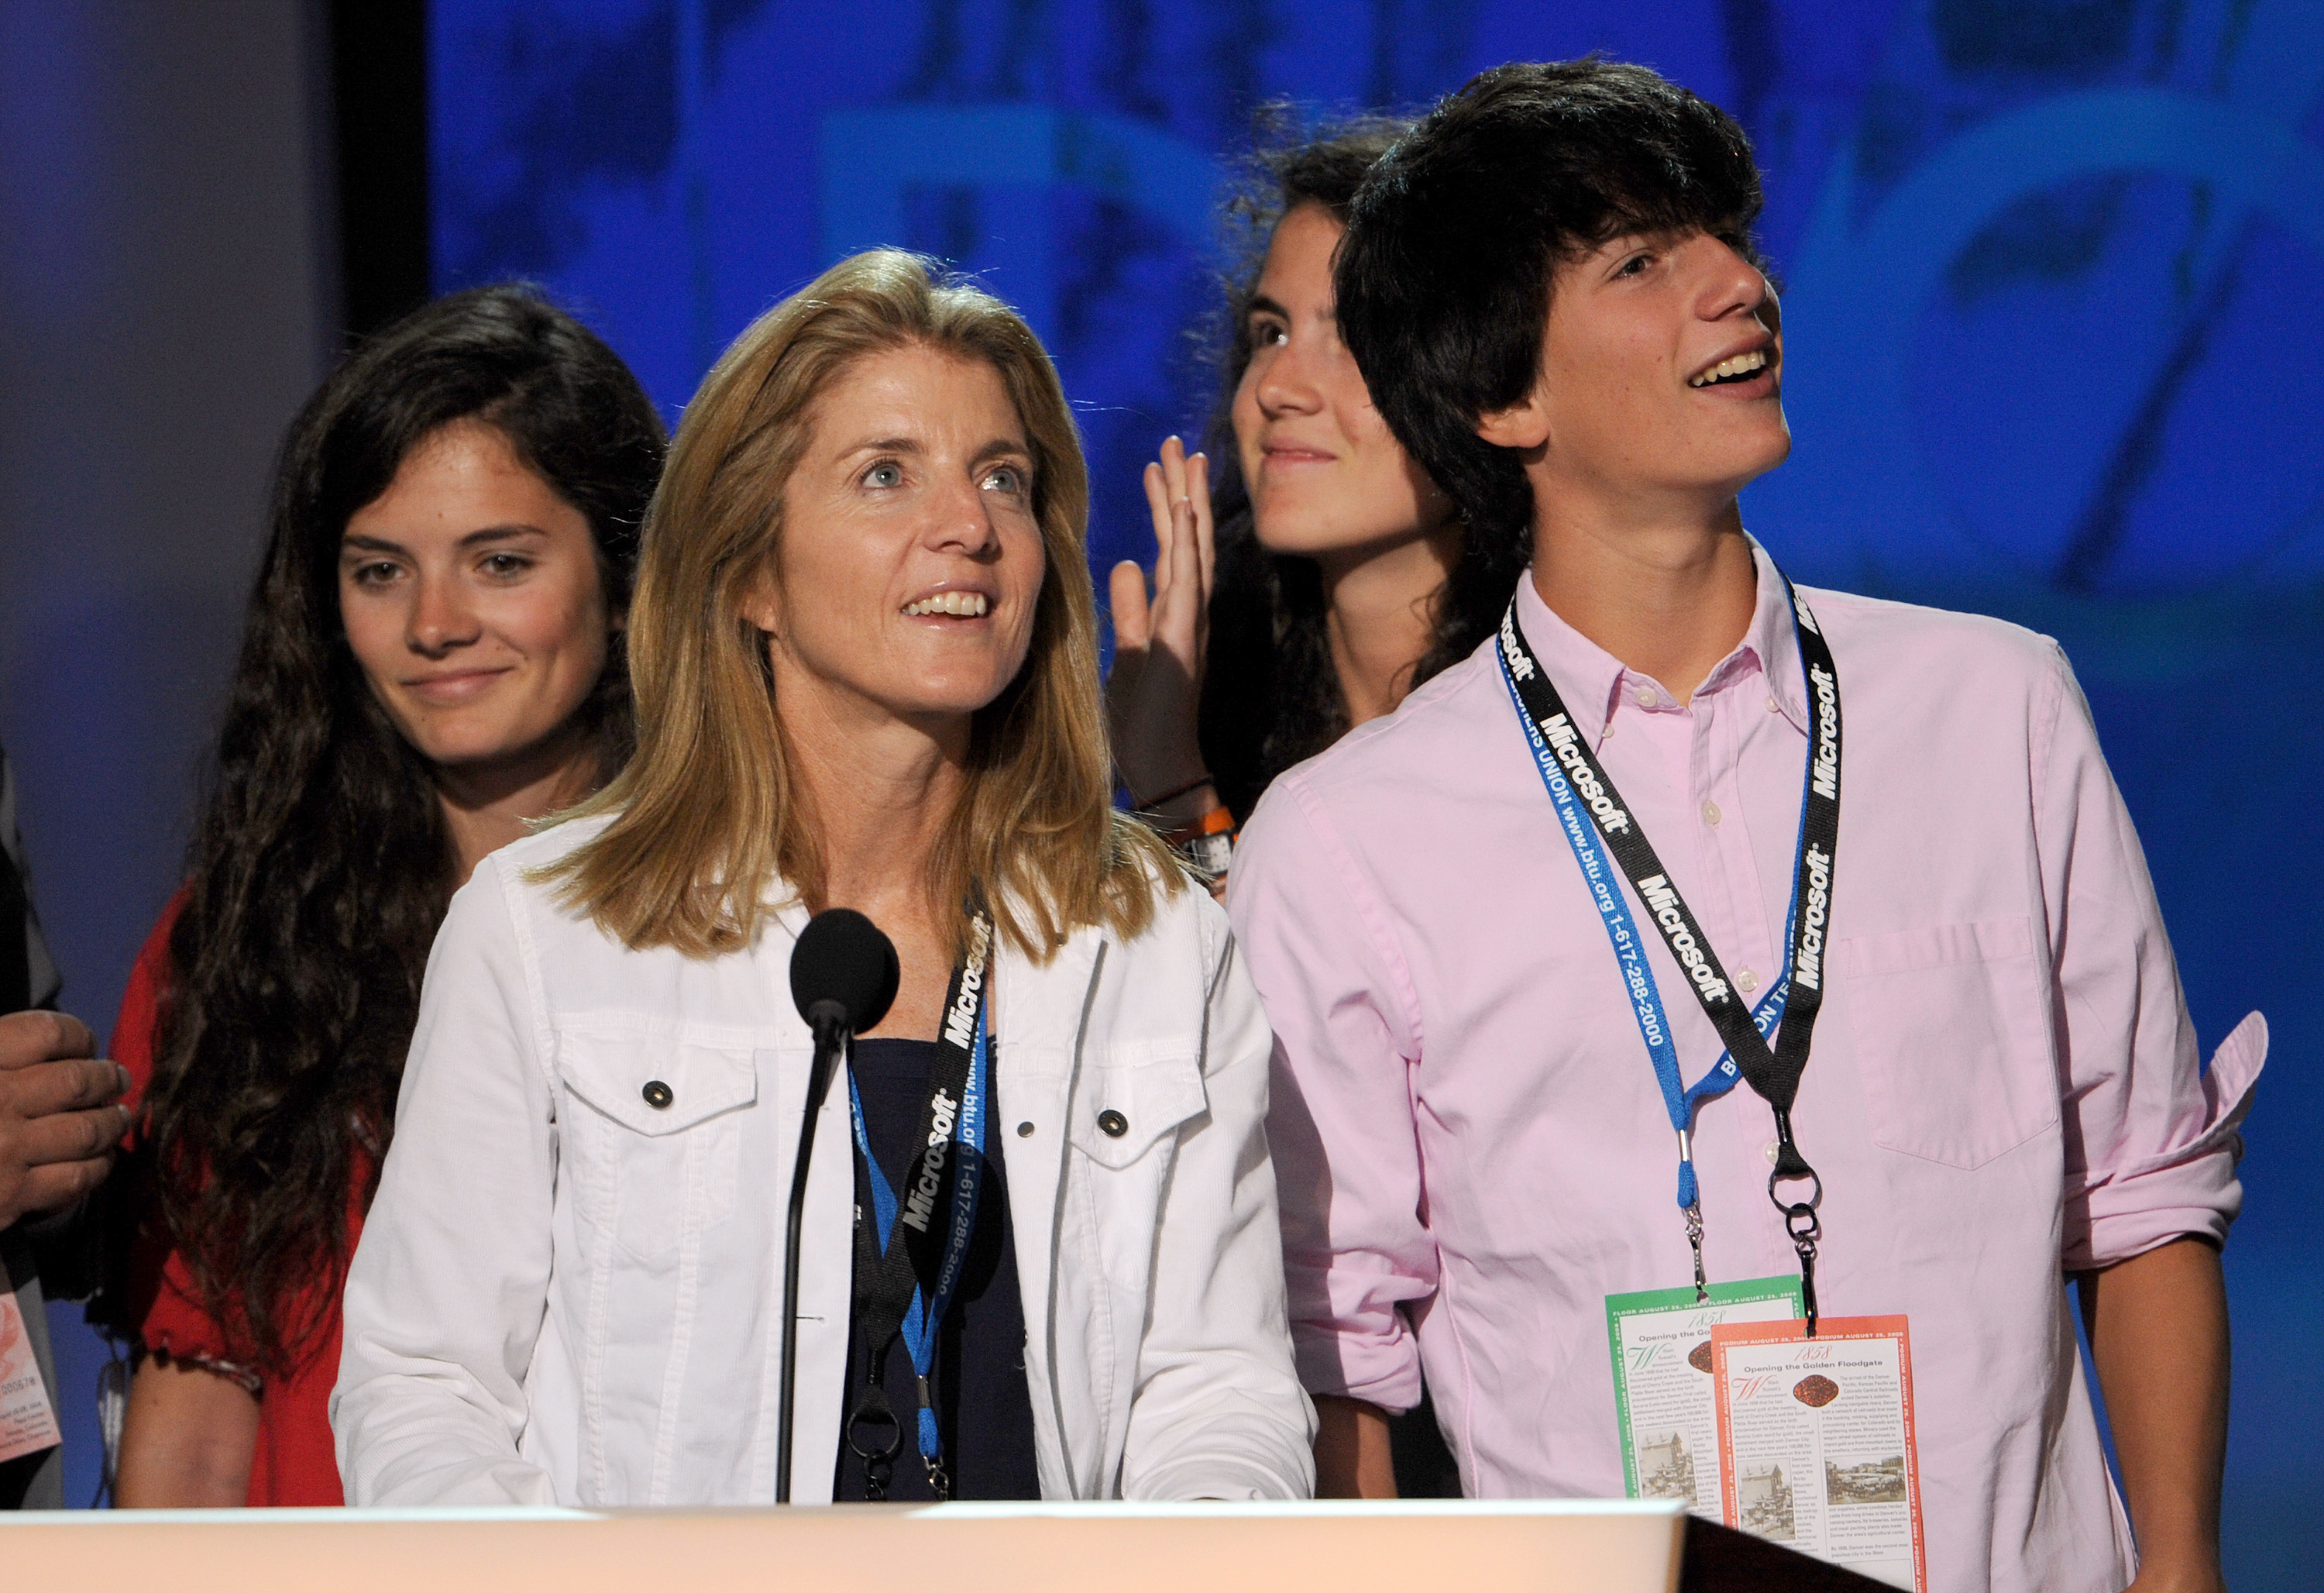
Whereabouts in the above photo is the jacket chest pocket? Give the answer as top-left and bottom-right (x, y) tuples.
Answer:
(558, 1033), (759, 1261)
(1068, 1055), (1208, 1290)
(1834, 917), (2058, 1170)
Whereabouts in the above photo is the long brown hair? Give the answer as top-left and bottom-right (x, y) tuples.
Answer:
(542, 250), (1180, 961)
(138, 286), (662, 1373)
(1197, 114), (1521, 822)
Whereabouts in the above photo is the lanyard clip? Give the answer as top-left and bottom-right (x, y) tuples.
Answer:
(1765, 1112), (1824, 1337)
(1792, 1218), (1822, 1339)
(1779, 1196), (1823, 1338)
(1684, 1202), (1707, 1303)
(1676, 1130), (1707, 1300)
(846, 1382), (902, 1500)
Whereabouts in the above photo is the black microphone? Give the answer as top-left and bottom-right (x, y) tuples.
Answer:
(789, 907), (901, 1048)
(775, 908), (898, 1503)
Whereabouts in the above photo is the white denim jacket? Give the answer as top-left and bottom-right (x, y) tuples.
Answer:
(332, 820), (1315, 1506)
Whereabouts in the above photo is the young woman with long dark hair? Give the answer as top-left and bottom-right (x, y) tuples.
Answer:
(1106, 118), (1529, 860)
(1106, 120), (1530, 1495)
(106, 286), (664, 1506)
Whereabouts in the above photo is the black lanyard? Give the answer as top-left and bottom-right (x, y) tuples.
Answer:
(842, 909), (994, 1501)
(1497, 571), (1843, 1331)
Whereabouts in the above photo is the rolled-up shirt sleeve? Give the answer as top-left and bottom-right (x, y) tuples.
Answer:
(2037, 645), (2264, 1271)
(1228, 773), (1434, 1414)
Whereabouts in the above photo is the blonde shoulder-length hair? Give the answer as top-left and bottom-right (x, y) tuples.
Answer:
(540, 249), (1182, 961)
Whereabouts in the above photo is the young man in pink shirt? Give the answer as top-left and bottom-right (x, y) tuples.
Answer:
(1228, 60), (2260, 1593)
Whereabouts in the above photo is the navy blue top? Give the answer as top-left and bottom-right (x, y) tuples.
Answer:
(834, 1036), (1040, 1501)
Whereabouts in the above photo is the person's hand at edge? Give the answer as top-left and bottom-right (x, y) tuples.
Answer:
(1107, 435), (1221, 827)
(0, 1010), (129, 1231)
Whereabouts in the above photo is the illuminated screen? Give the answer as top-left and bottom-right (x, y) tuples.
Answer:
(433, 5), (2322, 1578)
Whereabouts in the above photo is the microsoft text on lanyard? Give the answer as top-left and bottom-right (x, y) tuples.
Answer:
(1494, 572), (1841, 1333)
(844, 907), (994, 1498)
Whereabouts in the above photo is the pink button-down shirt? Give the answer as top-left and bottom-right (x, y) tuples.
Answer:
(1229, 544), (2264, 1593)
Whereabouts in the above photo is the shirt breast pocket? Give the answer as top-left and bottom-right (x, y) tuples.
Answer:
(1833, 917), (2058, 1170)
(557, 1031), (759, 1261)
(1068, 1052), (1208, 1289)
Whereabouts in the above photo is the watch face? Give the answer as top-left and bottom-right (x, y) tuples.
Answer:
(1183, 829), (1235, 880)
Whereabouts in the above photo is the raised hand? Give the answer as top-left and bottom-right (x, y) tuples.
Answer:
(1106, 435), (1219, 820)
(0, 1010), (129, 1231)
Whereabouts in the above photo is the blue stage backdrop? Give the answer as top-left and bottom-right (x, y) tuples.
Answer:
(433, 2), (2320, 1580)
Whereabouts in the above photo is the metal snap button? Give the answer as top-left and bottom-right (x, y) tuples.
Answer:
(1097, 1109), (1128, 1138)
(642, 1079), (674, 1110)
(1016, 1121), (1036, 1137)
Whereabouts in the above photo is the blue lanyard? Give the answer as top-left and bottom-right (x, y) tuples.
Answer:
(1494, 621), (1812, 1211)
(1496, 580), (1846, 1329)
(844, 924), (992, 1489)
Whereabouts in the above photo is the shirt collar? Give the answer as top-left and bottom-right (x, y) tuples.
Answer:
(1735, 537), (1813, 736)
(1510, 535), (1811, 738)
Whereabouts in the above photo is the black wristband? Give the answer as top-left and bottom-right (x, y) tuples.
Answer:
(1133, 772), (1215, 810)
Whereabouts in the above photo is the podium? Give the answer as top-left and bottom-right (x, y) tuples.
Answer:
(1, 1499), (1891, 1591)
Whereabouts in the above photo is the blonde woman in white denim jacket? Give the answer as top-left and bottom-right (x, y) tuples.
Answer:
(331, 252), (1314, 1508)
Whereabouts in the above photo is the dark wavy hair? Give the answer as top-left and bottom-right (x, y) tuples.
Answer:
(1195, 112), (1528, 822)
(136, 285), (663, 1373)
(1336, 59), (1767, 564)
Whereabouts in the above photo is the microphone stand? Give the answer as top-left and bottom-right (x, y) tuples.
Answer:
(775, 1001), (847, 1504)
